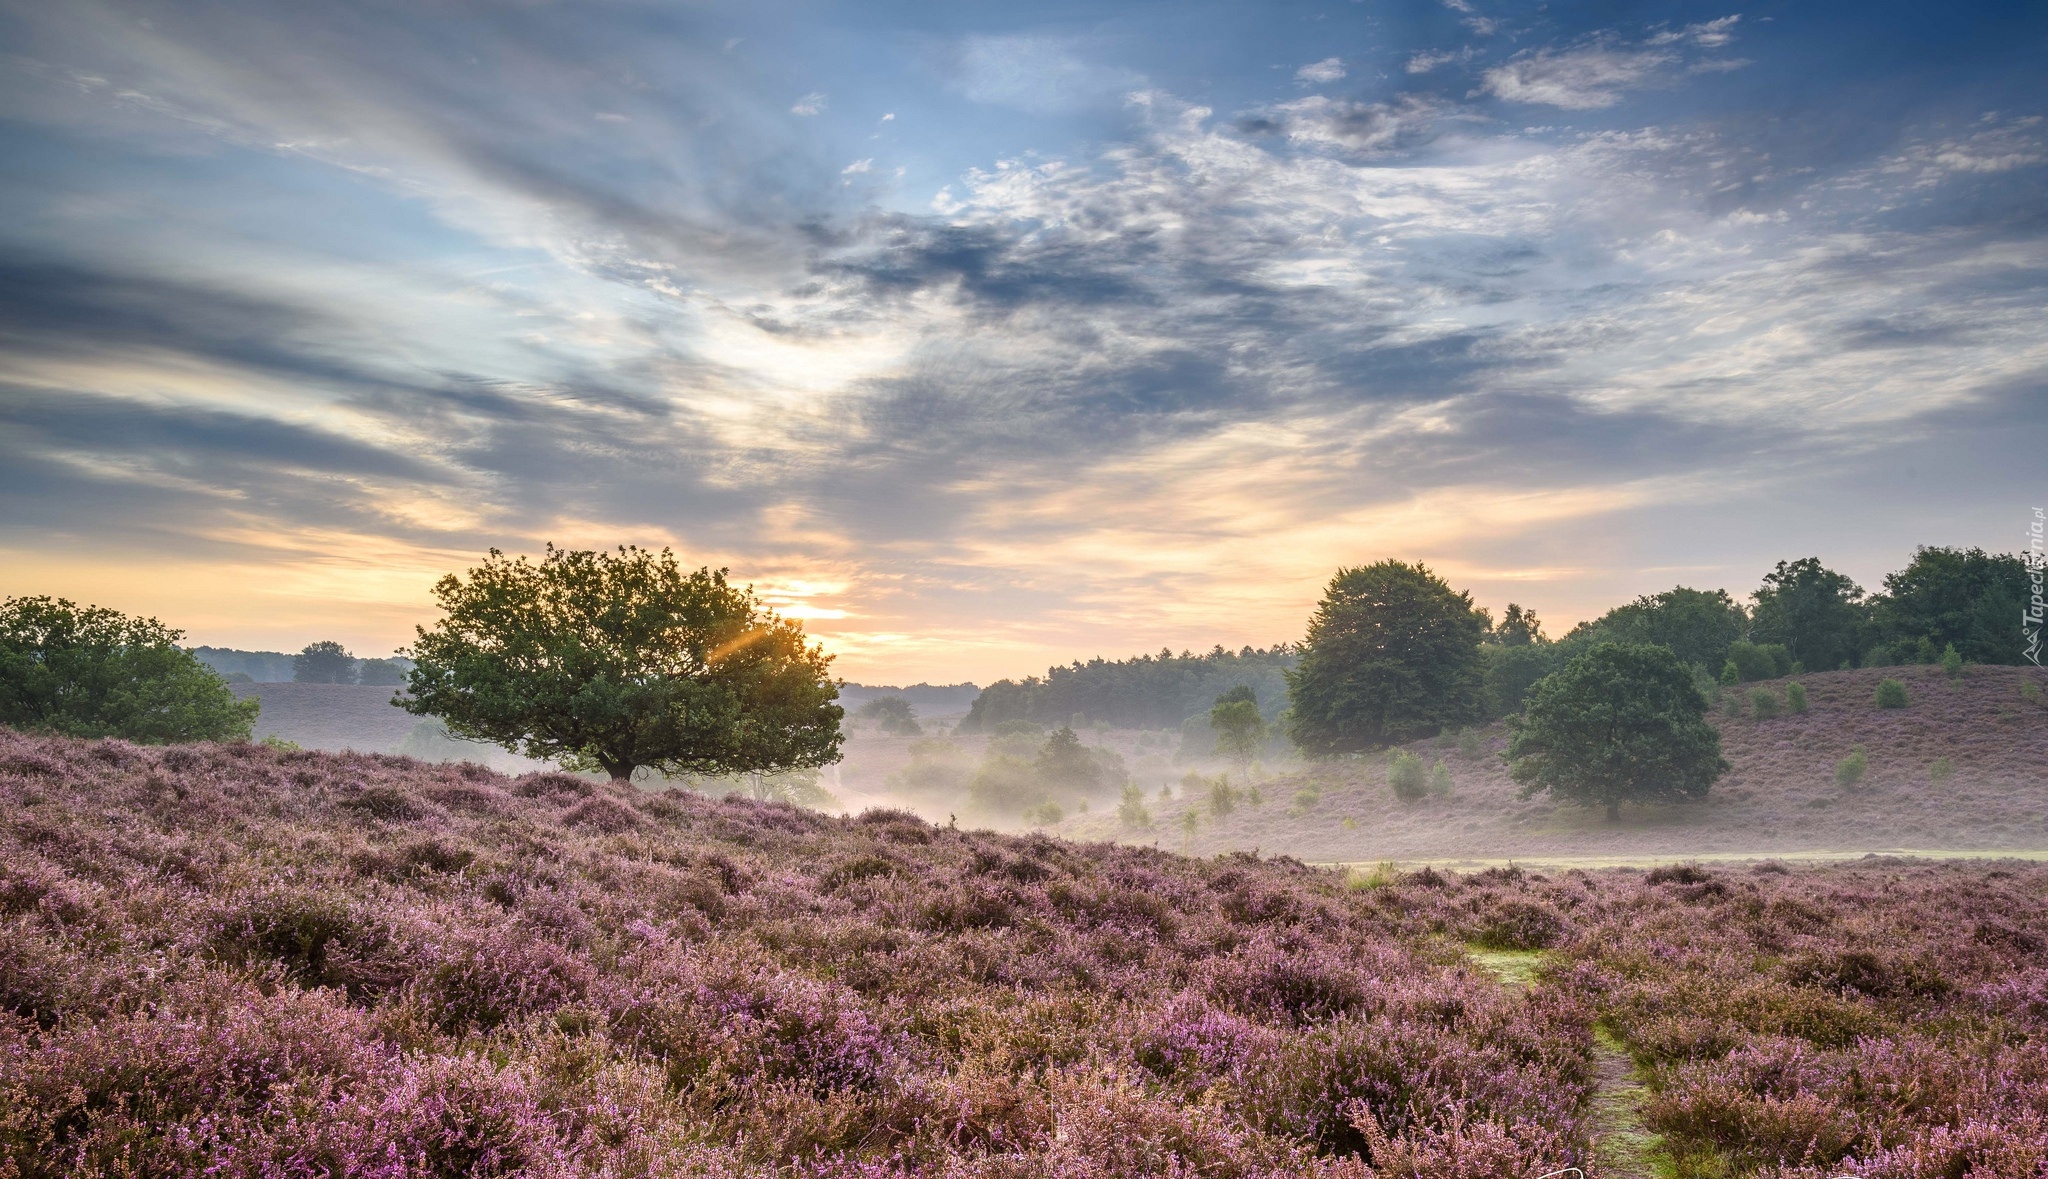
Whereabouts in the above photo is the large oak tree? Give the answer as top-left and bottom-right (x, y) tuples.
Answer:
(1285, 561), (1487, 755)
(1505, 641), (1727, 822)
(401, 546), (842, 783)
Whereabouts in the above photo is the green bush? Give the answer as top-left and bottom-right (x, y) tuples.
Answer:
(1208, 775), (1239, 818)
(1117, 783), (1152, 831)
(1456, 727), (1486, 759)
(1289, 785), (1323, 814)
(1785, 681), (1808, 714)
(2023, 680), (2044, 703)
(1719, 660), (1740, 686)
(1721, 693), (1743, 718)
(1929, 757), (1954, 785)
(1428, 758), (1453, 797)
(1726, 641), (1795, 682)
(1387, 750), (1427, 802)
(1941, 643), (1963, 680)
(1875, 678), (1909, 709)
(1835, 746), (1868, 789)
(1023, 801), (1064, 826)
(1751, 689), (1780, 719)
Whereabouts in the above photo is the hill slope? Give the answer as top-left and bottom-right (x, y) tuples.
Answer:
(230, 682), (419, 751)
(1065, 664), (2048, 862)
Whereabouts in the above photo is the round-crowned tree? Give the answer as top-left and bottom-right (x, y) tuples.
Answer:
(400, 546), (842, 783)
(293, 640), (358, 684)
(1284, 561), (1488, 756)
(0, 596), (259, 743)
(1505, 642), (1728, 822)
(1209, 684), (1266, 778)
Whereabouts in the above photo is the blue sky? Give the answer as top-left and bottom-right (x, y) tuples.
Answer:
(1, 0), (2044, 682)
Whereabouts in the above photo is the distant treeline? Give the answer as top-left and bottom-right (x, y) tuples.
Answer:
(956, 544), (2036, 737)
(190, 645), (411, 685)
(189, 647), (297, 683)
(836, 682), (981, 717)
(959, 645), (1297, 732)
(1480, 546), (2036, 718)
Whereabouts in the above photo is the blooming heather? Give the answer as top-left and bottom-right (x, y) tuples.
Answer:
(1, 730), (2044, 1176)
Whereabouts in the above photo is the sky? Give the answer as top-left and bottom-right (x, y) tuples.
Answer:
(1, 0), (2044, 686)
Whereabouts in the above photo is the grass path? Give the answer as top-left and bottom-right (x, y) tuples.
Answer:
(1588, 1029), (1665, 1179)
(1466, 950), (1668, 1179)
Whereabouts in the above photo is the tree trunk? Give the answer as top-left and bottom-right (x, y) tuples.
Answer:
(600, 758), (635, 785)
(1606, 800), (1621, 823)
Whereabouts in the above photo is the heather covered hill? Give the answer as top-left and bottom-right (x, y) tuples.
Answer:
(1075, 664), (2048, 862)
(0, 729), (1589, 1176)
(4, 730), (2048, 1175)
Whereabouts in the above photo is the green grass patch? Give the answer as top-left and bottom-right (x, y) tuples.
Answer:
(1466, 948), (1547, 988)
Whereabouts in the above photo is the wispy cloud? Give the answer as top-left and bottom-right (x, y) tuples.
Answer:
(1480, 45), (1675, 109)
(1480, 17), (1744, 109)
(1440, 0), (1499, 37)
(1406, 48), (1477, 75)
(791, 92), (827, 116)
(1295, 58), (1346, 86)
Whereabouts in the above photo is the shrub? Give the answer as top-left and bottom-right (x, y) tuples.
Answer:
(1929, 756), (1955, 784)
(1785, 681), (1808, 713)
(1722, 693), (1743, 717)
(1726, 641), (1795, 682)
(1876, 678), (1909, 708)
(1938, 642), (1964, 679)
(1024, 801), (1064, 826)
(1455, 727), (1485, 759)
(1751, 689), (1780, 719)
(1471, 898), (1567, 950)
(1207, 775), (1239, 818)
(1387, 751), (1427, 802)
(1345, 861), (1397, 889)
(1428, 758), (1453, 797)
(1835, 745), (1869, 788)
(2023, 679), (2044, 703)
(1719, 660), (1740, 686)
(1289, 785), (1323, 814)
(1116, 783), (1152, 831)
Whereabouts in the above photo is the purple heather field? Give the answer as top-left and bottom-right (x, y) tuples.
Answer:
(2, 729), (2046, 1178)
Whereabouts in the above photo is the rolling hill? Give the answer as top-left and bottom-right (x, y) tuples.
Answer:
(1061, 663), (2048, 863)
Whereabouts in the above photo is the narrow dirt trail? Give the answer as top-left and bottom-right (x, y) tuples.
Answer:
(1467, 951), (1664, 1178)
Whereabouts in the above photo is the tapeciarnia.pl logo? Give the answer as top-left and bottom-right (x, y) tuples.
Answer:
(2027, 507), (2045, 667)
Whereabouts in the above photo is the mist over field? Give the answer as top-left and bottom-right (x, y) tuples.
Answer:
(5, 0), (2048, 1174)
